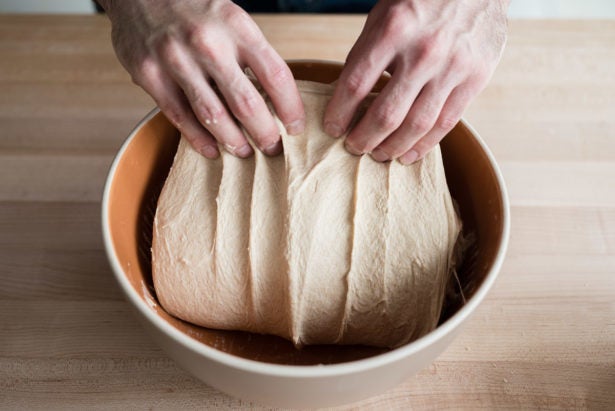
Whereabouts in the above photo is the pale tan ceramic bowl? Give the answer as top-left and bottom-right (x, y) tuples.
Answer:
(102, 60), (509, 408)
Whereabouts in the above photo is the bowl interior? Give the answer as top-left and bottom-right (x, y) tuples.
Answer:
(106, 61), (505, 365)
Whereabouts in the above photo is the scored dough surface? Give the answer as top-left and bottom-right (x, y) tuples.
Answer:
(152, 80), (461, 348)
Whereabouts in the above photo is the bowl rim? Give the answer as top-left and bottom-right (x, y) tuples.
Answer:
(102, 71), (510, 379)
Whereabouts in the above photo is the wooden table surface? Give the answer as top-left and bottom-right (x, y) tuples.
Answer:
(1, 14), (614, 410)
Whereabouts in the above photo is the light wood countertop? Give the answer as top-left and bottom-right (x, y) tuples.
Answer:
(1, 14), (614, 410)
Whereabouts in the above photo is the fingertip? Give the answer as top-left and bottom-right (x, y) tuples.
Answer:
(199, 144), (220, 159)
(324, 121), (345, 138)
(371, 147), (390, 163)
(253, 118), (284, 155)
(234, 144), (254, 158)
(399, 149), (419, 166)
(262, 139), (283, 156)
(344, 139), (363, 156)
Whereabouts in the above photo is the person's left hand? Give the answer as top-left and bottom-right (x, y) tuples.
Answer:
(323, 0), (509, 164)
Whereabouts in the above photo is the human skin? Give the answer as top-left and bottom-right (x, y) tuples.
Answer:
(98, 0), (305, 159)
(324, 0), (509, 164)
(98, 0), (509, 164)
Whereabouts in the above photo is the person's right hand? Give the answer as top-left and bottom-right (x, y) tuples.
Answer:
(99, 0), (305, 159)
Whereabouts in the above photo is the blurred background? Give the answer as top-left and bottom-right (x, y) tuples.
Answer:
(0, 0), (615, 17)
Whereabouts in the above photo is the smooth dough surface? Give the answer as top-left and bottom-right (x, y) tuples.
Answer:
(152, 81), (461, 348)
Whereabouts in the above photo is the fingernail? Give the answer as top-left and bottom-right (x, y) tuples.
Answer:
(286, 119), (305, 135)
(345, 141), (363, 156)
(324, 122), (344, 138)
(200, 145), (219, 159)
(263, 139), (283, 156)
(235, 144), (254, 158)
(399, 149), (419, 165)
(371, 148), (390, 163)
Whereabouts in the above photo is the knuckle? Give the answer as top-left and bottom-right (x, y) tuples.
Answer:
(372, 104), (403, 132)
(188, 90), (225, 126)
(161, 104), (185, 128)
(201, 102), (225, 123)
(186, 88), (210, 117)
(156, 40), (185, 73)
(438, 116), (459, 131)
(267, 62), (292, 85)
(381, 3), (408, 41)
(222, 3), (250, 28)
(344, 71), (370, 98)
(226, 6), (263, 43)
(131, 58), (157, 87)
(187, 25), (210, 50)
(408, 112), (434, 135)
(182, 20), (201, 43)
(418, 34), (445, 64)
(182, 83), (200, 103)
(179, 80), (204, 106)
(188, 26), (220, 62)
(233, 89), (261, 119)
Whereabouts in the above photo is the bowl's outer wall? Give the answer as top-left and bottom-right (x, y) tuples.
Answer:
(140, 313), (461, 408)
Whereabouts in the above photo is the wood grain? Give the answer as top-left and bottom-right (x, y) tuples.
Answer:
(1, 14), (614, 410)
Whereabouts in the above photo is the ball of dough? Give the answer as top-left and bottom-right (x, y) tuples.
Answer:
(152, 81), (461, 348)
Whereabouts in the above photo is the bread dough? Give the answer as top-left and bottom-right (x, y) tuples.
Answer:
(152, 81), (461, 348)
